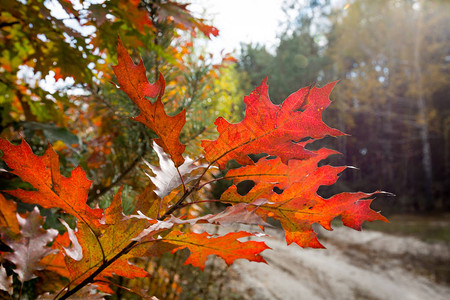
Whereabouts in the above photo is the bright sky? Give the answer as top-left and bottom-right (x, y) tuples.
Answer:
(32, 0), (286, 93)
(189, 0), (285, 56)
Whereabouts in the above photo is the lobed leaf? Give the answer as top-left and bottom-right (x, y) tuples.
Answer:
(224, 148), (342, 189)
(0, 139), (103, 231)
(113, 38), (186, 167)
(155, 1), (219, 38)
(201, 80), (344, 169)
(4, 207), (58, 282)
(63, 188), (150, 290)
(0, 264), (13, 295)
(204, 80), (388, 248)
(144, 142), (206, 198)
(221, 153), (388, 248)
(168, 202), (271, 227)
(163, 231), (270, 270)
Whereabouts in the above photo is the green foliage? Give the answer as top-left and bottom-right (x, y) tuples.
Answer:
(0, 1), (241, 298)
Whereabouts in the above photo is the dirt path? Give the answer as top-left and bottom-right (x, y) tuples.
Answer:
(224, 226), (450, 300)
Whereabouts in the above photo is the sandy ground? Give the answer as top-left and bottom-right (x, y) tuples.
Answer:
(222, 225), (450, 300)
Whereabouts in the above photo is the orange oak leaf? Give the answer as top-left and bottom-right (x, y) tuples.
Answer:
(40, 250), (71, 279)
(224, 148), (342, 190)
(0, 139), (103, 231)
(64, 223), (147, 293)
(221, 151), (388, 248)
(64, 188), (150, 290)
(132, 183), (161, 219)
(163, 231), (270, 270)
(201, 80), (344, 169)
(0, 194), (19, 234)
(113, 38), (186, 167)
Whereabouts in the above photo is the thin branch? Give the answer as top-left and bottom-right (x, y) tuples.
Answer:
(57, 241), (139, 300)
(181, 126), (206, 144)
(57, 149), (210, 298)
(157, 188), (193, 221)
(194, 162), (213, 190)
(56, 183), (191, 298)
(52, 281), (70, 300)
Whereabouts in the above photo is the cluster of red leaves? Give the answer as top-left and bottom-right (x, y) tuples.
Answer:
(0, 40), (387, 298)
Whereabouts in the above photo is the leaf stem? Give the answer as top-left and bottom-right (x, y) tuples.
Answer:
(57, 185), (191, 299)
(157, 188), (193, 221)
(194, 162), (213, 190)
(158, 159), (217, 220)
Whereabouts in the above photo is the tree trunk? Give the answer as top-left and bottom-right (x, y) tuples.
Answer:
(413, 2), (434, 210)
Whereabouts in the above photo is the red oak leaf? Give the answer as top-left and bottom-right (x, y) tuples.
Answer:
(202, 80), (344, 169)
(221, 151), (388, 248)
(224, 148), (342, 190)
(113, 38), (186, 167)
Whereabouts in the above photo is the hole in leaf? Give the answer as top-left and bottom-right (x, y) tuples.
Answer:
(236, 180), (255, 196)
(273, 186), (283, 194)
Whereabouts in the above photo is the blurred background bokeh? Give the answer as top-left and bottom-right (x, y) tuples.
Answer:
(237, 0), (450, 214)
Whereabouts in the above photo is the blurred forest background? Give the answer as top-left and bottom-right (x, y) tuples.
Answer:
(238, 0), (449, 213)
(0, 0), (449, 299)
